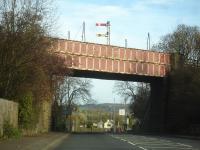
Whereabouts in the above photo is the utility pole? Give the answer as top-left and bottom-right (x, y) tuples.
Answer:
(68, 31), (70, 40)
(113, 97), (116, 133)
(82, 21), (86, 42)
(147, 32), (150, 50)
(124, 100), (126, 131)
(125, 39), (128, 48)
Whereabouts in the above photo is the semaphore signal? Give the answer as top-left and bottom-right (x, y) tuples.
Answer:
(96, 23), (107, 26)
(96, 33), (108, 37)
(96, 21), (110, 45)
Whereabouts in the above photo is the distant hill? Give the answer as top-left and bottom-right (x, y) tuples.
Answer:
(79, 103), (130, 113)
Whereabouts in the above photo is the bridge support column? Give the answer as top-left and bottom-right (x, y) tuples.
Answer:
(142, 78), (169, 133)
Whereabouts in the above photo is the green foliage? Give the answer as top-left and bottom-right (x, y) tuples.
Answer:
(51, 102), (66, 132)
(126, 83), (150, 121)
(86, 121), (93, 128)
(164, 67), (200, 134)
(0, 0), (62, 134)
(153, 24), (200, 66)
(18, 92), (38, 129)
(3, 120), (21, 139)
(52, 77), (93, 132)
(170, 67), (195, 101)
(0, 0), (52, 99)
(153, 24), (200, 135)
(55, 120), (66, 132)
(167, 66), (200, 134)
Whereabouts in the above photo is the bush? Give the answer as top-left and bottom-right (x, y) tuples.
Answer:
(86, 121), (93, 128)
(18, 92), (38, 129)
(167, 66), (200, 135)
(3, 120), (21, 139)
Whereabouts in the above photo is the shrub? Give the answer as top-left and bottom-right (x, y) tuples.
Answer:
(3, 120), (21, 139)
(18, 92), (38, 129)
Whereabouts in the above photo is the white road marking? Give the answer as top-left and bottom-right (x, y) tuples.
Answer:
(144, 146), (192, 149)
(127, 141), (136, 146)
(176, 142), (192, 147)
(131, 141), (173, 145)
(138, 146), (148, 150)
(138, 143), (179, 147)
(111, 136), (148, 150)
(127, 141), (147, 150)
(120, 138), (126, 141)
(110, 135), (194, 150)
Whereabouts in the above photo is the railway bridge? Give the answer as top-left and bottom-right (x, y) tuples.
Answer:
(51, 38), (172, 132)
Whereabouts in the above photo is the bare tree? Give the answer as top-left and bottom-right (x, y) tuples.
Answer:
(129, 83), (150, 121)
(153, 24), (200, 66)
(114, 81), (150, 123)
(153, 24), (200, 135)
(52, 76), (93, 132)
(0, 0), (54, 99)
(53, 77), (93, 106)
(114, 81), (136, 104)
(0, 0), (62, 131)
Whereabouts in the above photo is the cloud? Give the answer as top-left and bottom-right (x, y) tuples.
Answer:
(52, 0), (200, 103)
(130, 0), (179, 12)
(53, 0), (200, 49)
(146, 0), (175, 5)
(58, 1), (131, 20)
(53, 1), (134, 45)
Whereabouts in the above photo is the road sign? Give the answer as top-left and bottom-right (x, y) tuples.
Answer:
(119, 109), (125, 116)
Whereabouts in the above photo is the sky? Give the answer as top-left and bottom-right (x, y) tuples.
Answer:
(53, 0), (200, 104)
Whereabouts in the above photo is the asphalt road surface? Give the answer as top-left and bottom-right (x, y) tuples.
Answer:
(53, 133), (200, 150)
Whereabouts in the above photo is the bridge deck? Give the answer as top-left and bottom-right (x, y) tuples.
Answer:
(51, 39), (170, 78)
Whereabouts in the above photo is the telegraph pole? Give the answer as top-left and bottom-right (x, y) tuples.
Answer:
(82, 21), (86, 42)
(147, 32), (150, 50)
(125, 38), (128, 48)
(68, 31), (70, 40)
(113, 97), (116, 133)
